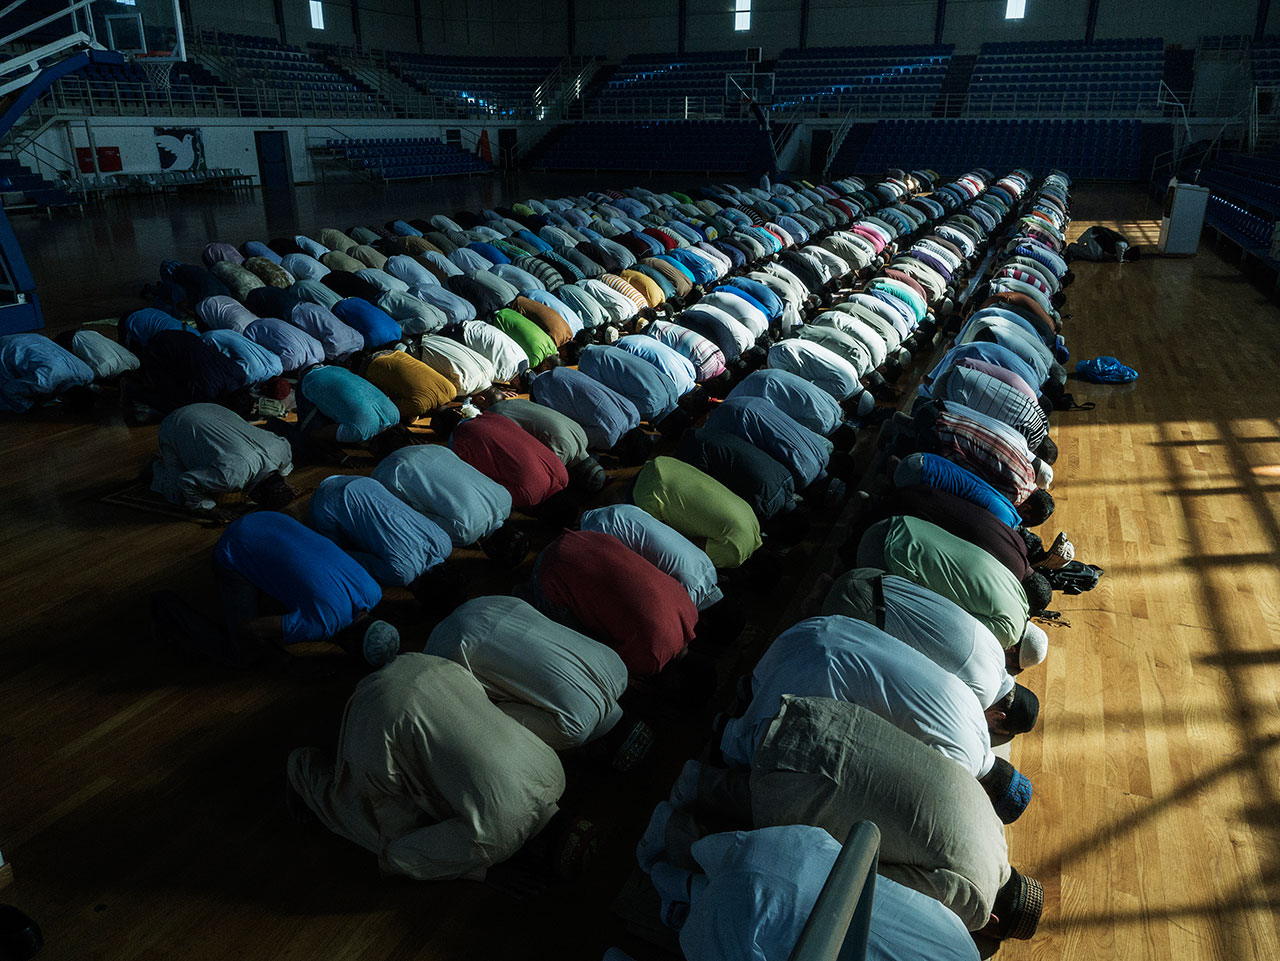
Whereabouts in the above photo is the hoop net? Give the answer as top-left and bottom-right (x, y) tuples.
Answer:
(137, 56), (175, 92)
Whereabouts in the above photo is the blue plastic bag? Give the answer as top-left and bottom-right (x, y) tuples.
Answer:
(1076, 356), (1137, 384)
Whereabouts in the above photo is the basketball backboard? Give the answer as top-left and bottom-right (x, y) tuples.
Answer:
(91, 0), (184, 61)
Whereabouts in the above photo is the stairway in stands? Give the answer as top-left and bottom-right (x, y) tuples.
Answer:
(0, 157), (80, 211)
(933, 54), (976, 117)
(828, 123), (876, 176)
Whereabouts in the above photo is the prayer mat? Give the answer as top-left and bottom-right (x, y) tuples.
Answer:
(99, 482), (257, 526)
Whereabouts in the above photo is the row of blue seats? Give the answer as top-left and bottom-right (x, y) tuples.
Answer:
(1205, 194), (1273, 253)
(1198, 169), (1280, 216)
(327, 138), (443, 148)
(779, 44), (953, 59)
(980, 37), (1162, 52)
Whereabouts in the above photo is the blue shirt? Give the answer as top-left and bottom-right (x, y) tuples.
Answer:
(371, 444), (511, 545)
(728, 368), (843, 436)
(299, 365), (399, 442)
(214, 511), (382, 645)
(705, 397), (831, 488)
(908, 452), (1022, 527)
(308, 475), (452, 587)
(331, 298), (402, 349)
(244, 318), (325, 372)
(529, 366), (641, 450)
(0, 333), (95, 412)
(578, 343), (679, 423)
(121, 308), (185, 352)
(580, 505), (722, 611)
(521, 290), (583, 335)
(723, 278), (783, 322)
(287, 303), (364, 361)
(615, 335), (697, 397)
(201, 329), (284, 384)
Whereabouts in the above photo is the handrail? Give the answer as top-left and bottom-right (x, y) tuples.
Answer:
(824, 106), (858, 178)
(787, 821), (881, 961)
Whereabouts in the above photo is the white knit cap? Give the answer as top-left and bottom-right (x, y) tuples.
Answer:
(1019, 622), (1049, 669)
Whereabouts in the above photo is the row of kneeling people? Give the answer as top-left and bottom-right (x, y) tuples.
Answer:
(622, 170), (1106, 961)
(8, 167), (961, 423)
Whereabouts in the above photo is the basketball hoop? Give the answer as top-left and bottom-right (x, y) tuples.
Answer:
(136, 53), (175, 93)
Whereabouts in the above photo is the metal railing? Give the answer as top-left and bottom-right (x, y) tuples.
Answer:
(581, 88), (1173, 121)
(788, 821), (881, 961)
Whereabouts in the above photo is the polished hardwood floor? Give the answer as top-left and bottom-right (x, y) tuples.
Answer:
(2, 181), (1279, 960)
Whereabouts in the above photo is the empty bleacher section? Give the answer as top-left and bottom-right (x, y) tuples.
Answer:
(772, 45), (953, 116)
(529, 120), (770, 173)
(845, 118), (1143, 179)
(386, 52), (562, 115)
(967, 37), (1163, 114)
(1195, 154), (1280, 273)
(324, 137), (491, 181)
(590, 51), (760, 115)
(200, 31), (378, 113)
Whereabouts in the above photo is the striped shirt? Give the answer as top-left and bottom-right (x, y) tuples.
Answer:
(930, 405), (1038, 505)
(932, 365), (1048, 449)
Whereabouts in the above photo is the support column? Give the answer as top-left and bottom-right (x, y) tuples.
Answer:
(1085, 0), (1100, 45)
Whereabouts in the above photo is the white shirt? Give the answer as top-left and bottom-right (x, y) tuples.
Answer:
(413, 335), (496, 396)
(822, 571), (1016, 709)
(68, 330), (138, 380)
(720, 616), (994, 777)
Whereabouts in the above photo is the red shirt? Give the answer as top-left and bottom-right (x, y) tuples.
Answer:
(451, 413), (568, 511)
(536, 529), (696, 676)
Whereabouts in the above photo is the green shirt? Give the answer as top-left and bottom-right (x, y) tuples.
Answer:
(882, 515), (1028, 649)
(493, 309), (558, 368)
(633, 457), (761, 569)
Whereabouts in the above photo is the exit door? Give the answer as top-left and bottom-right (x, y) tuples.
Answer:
(254, 131), (292, 189)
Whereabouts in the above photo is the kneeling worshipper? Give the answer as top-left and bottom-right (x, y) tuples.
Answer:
(575, 343), (686, 433)
(359, 348), (457, 424)
(527, 529), (699, 680)
(726, 367), (855, 446)
(371, 444), (528, 566)
(150, 511), (400, 668)
(858, 480), (1037, 585)
(424, 595), (653, 771)
(308, 474), (463, 612)
(118, 306), (186, 353)
(436, 409), (576, 525)
(150, 403), (297, 512)
(53, 329), (139, 385)
(294, 365), (403, 459)
(638, 825), (979, 961)
(880, 400), (1051, 510)
(631, 456), (763, 569)
(819, 568), (1043, 723)
(703, 397), (851, 502)
(643, 698), (1043, 941)
(856, 514), (1052, 659)
(0, 333), (95, 412)
(718, 616), (1032, 823)
(287, 654), (595, 881)
(527, 366), (653, 466)
(120, 330), (253, 420)
(486, 397), (608, 494)
(579, 505), (744, 650)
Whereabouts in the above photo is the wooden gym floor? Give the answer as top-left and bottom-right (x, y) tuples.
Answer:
(2, 182), (1279, 960)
